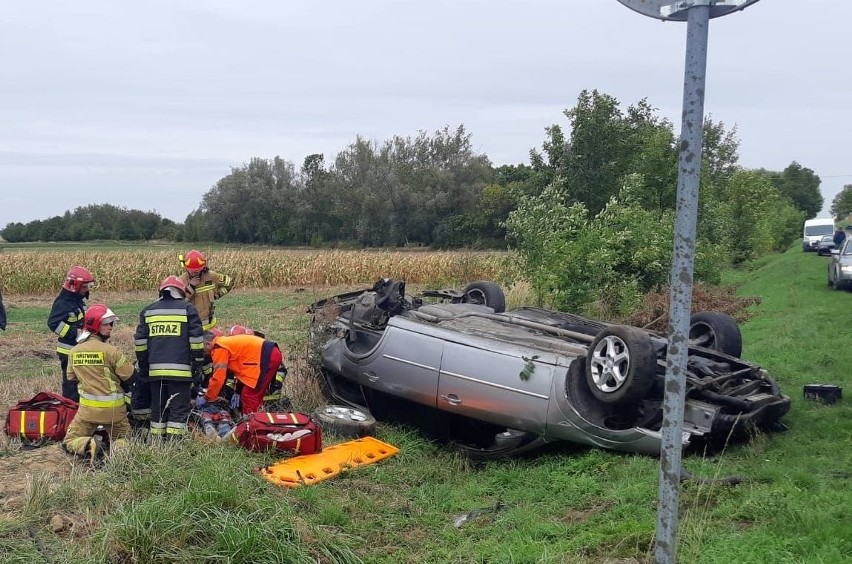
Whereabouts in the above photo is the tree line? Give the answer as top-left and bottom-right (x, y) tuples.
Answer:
(3, 90), (822, 256)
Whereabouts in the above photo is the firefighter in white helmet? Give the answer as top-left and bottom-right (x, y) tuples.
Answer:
(63, 303), (136, 464)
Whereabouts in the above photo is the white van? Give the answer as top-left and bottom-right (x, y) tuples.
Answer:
(802, 218), (835, 252)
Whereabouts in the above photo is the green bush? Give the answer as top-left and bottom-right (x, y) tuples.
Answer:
(507, 176), (712, 316)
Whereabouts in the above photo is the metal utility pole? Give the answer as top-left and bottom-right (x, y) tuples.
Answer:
(613, 2), (763, 563)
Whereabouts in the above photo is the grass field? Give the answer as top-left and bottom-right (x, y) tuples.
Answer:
(0, 247), (850, 563)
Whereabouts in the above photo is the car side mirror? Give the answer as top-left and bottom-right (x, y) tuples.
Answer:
(831, 249), (840, 255)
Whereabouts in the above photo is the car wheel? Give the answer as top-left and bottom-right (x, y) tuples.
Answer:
(311, 405), (377, 438)
(688, 312), (742, 357)
(585, 326), (656, 406)
(462, 281), (506, 313)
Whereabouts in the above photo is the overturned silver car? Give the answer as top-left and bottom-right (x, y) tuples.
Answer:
(311, 279), (790, 458)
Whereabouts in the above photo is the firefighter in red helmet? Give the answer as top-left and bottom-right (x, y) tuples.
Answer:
(177, 250), (233, 331)
(134, 275), (205, 440)
(63, 303), (136, 464)
(47, 266), (95, 402)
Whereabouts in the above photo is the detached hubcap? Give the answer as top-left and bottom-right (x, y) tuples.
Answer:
(319, 405), (367, 422)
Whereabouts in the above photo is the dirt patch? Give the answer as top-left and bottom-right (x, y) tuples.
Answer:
(0, 443), (73, 516)
(559, 502), (613, 523)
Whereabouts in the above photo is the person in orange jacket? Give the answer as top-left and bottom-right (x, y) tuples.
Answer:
(198, 332), (284, 415)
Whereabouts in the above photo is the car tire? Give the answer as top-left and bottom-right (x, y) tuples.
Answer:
(462, 281), (506, 313)
(688, 312), (742, 358)
(311, 405), (377, 438)
(585, 325), (656, 406)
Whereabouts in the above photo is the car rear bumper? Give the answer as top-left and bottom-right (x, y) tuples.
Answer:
(710, 395), (791, 436)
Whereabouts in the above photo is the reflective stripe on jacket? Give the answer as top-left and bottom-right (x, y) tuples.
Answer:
(205, 335), (280, 401)
(67, 336), (135, 423)
(135, 297), (204, 381)
(47, 288), (86, 355)
(179, 270), (233, 328)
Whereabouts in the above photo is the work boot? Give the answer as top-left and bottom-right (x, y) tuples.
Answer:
(86, 435), (107, 467)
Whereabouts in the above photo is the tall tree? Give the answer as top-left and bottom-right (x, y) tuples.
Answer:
(201, 157), (300, 244)
(770, 162), (823, 219)
(528, 90), (678, 216)
(830, 184), (852, 220)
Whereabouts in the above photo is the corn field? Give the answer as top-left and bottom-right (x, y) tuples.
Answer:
(0, 248), (521, 294)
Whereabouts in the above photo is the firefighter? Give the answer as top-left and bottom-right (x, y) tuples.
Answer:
(135, 275), (205, 440)
(47, 266), (95, 402)
(177, 250), (233, 331)
(198, 332), (284, 416)
(0, 289), (7, 331)
(62, 304), (136, 464)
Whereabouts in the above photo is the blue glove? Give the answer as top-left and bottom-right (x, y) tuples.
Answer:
(230, 394), (241, 410)
(195, 396), (207, 408)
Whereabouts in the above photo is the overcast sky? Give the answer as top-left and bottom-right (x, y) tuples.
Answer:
(1, 0), (849, 227)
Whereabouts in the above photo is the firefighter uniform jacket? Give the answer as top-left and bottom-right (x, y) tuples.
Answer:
(204, 334), (281, 401)
(47, 288), (87, 358)
(68, 335), (136, 424)
(135, 296), (205, 381)
(178, 270), (233, 330)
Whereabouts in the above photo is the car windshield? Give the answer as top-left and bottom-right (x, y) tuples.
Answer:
(806, 225), (834, 236)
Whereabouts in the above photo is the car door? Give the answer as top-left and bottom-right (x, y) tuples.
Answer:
(437, 341), (552, 433)
(356, 324), (444, 408)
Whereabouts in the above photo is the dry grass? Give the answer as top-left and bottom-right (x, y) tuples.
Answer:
(0, 249), (518, 294)
(625, 283), (762, 331)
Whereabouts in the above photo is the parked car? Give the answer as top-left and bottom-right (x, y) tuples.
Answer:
(310, 279), (790, 458)
(817, 235), (837, 256)
(828, 239), (852, 290)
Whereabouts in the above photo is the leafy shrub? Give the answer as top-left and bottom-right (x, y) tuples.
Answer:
(507, 175), (722, 317)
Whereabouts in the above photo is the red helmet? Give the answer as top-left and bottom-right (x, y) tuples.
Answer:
(181, 250), (207, 273)
(83, 303), (118, 335)
(229, 324), (254, 336)
(159, 275), (187, 296)
(63, 266), (95, 292)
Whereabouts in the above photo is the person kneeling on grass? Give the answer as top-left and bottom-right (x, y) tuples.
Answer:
(63, 304), (136, 465)
(197, 331), (284, 416)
